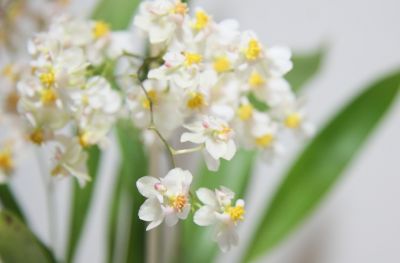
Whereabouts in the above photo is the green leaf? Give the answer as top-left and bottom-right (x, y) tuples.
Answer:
(287, 48), (326, 92)
(244, 70), (400, 262)
(0, 185), (25, 222)
(182, 150), (256, 263)
(0, 210), (55, 263)
(107, 119), (148, 263)
(91, 0), (141, 30)
(66, 146), (101, 263)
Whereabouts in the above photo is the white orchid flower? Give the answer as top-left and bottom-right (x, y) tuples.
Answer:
(194, 186), (245, 252)
(137, 168), (192, 230)
(181, 115), (236, 171)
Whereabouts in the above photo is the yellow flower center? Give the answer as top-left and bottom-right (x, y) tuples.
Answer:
(187, 92), (206, 109)
(170, 194), (187, 212)
(227, 204), (245, 223)
(40, 88), (57, 105)
(184, 52), (202, 67)
(39, 69), (55, 87)
(30, 129), (45, 145)
(237, 104), (253, 121)
(245, 39), (262, 60)
(171, 2), (188, 15)
(79, 132), (91, 148)
(93, 21), (110, 39)
(142, 90), (158, 109)
(213, 56), (231, 73)
(248, 71), (265, 87)
(0, 149), (13, 172)
(255, 134), (274, 147)
(215, 126), (232, 141)
(285, 113), (301, 129)
(193, 10), (209, 30)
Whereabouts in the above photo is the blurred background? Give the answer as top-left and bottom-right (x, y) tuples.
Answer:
(7, 0), (400, 262)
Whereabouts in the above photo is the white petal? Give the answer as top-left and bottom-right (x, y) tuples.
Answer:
(203, 150), (220, 171)
(196, 188), (218, 207)
(162, 168), (192, 194)
(138, 198), (164, 231)
(137, 176), (160, 198)
(194, 206), (216, 226)
(180, 132), (206, 144)
(215, 225), (239, 252)
(164, 211), (179, 227)
(177, 205), (191, 220)
(205, 139), (227, 160)
(222, 140), (236, 160)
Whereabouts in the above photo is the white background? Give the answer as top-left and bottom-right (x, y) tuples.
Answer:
(10, 0), (400, 262)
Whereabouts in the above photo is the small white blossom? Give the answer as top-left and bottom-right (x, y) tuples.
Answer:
(50, 137), (90, 187)
(181, 116), (236, 171)
(137, 168), (192, 230)
(194, 187), (245, 252)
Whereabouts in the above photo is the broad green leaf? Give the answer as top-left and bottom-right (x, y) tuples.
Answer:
(287, 48), (325, 92)
(92, 0), (141, 30)
(0, 210), (55, 263)
(0, 185), (25, 222)
(66, 146), (101, 263)
(107, 120), (148, 263)
(244, 70), (400, 262)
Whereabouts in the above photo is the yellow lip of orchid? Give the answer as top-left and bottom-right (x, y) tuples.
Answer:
(285, 112), (302, 129)
(187, 91), (206, 109)
(245, 39), (262, 60)
(192, 10), (210, 30)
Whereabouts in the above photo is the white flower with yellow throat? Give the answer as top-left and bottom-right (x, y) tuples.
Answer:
(137, 168), (192, 230)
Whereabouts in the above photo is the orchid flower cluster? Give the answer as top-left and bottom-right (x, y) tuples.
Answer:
(0, 0), (69, 183)
(4, 0), (313, 253)
(126, 0), (312, 252)
(15, 16), (124, 187)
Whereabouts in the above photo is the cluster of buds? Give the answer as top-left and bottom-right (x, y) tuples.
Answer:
(16, 16), (126, 186)
(121, 0), (314, 252)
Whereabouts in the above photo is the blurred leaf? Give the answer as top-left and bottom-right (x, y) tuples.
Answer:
(287, 48), (326, 92)
(92, 0), (141, 30)
(0, 210), (56, 263)
(66, 146), (101, 263)
(107, 119), (148, 263)
(182, 150), (256, 263)
(248, 93), (269, 112)
(0, 185), (25, 222)
(244, 70), (400, 262)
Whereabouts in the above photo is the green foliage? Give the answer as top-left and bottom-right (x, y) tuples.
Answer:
(92, 0), (141, 30)
(0, 211), (56, 263)
(287, 48), (326, 92)
(107, 120), (148, 263)
(0, 185), (25, 222)
(244, 70), (400, 262)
